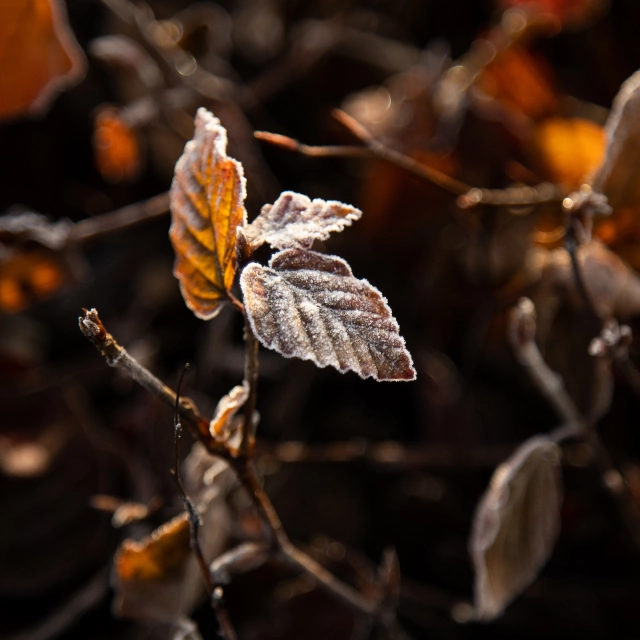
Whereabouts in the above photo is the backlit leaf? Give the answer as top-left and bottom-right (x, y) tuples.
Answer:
(478, 47), (557, 121)
(0, 0), (86, 121)
(592, 69), (640, 212)
(209, 381), (249, 439)
(243, 191), (362, 250)
(115, 512), (191, 583)
(0, 250), (67, 314)
(529, 117), (605, 189)
(240, 248), (416, 381)
(471, 435), (562, 621)
(169, 108), (247, 320)
(94, 105), (143, 184)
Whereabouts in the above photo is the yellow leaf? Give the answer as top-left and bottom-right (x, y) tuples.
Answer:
(169, 108), (247, 319)
(0, 0), (86, 121)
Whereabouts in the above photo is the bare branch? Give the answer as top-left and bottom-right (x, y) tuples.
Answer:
(78, 308), (215, 446)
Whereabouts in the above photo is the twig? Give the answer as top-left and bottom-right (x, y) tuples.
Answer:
(78, 308), (214, 446)
(508, 298), (640, 549)
(235, 457), (377, 615)
(255, 113), (565, 208)
(68, 192), (170, 244)
(79, 309), (383, 618)
(241, 315), (260, 456)
(507, 297), (583, 436)
(172, 364), (238, 640)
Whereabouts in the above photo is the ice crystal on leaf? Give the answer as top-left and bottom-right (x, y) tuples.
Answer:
(240, 248), (416, 381)
(169, 108), (247, 320)
(243, 190), (362, 250)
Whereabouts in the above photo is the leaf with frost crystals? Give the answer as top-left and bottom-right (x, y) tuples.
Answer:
(243, 190), (362, 250)
(209, 381), (249, 440)
(240, 248), (416, 381)
(471, 435), (562, 621)
(592, 69), (640, 211)
(169, 108), (247, 320)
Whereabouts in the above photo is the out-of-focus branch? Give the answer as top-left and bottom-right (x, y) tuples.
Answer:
(509, 298), (640, 549)
(68, 192), (170, 244)
(256, 111), (566, 208)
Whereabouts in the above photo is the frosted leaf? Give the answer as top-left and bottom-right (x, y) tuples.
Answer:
(209, 381), (249, 440)
(243, 191), (362, 250)
(169, 108), (247, 320)
(470, 435), (562, 621)
(592, 69), (640, 211)
(240, 248), (416, 381)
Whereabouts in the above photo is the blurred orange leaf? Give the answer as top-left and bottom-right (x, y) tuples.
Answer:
(115, 512), (190, 583)
(169, 108), (247, 319)
(94, 106), (143, 183)
(499, 0), (606, 27)
(479, 47), (558, 121)
(0, 0), (86, 121)
(529, 117), (605, 189)
(0, 250), (66, 314)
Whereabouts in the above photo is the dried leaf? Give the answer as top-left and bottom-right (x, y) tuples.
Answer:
(0, 0), (86, 121)
(592, 69), (640, 212)
(113, 444), (233, 638)
(240, 248), (416, 381)
(115, 512), (191, 583)
(529, 117), (606, 189)
(169, 108), (247, 320)
(471, 435), (562, 621)
(209, 381), (249, 439)
(534, 240), (640, 328)
(94, 106), (143, 184)
(243, 191), (362, 250)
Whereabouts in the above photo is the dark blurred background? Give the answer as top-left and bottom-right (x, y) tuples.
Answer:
(3, 0), (640, 638)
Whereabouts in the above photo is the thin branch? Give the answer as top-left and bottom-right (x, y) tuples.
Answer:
(241, 315), (260, 456)
(79, 308), (382, 618)
(508, 298), (640, 549)
(172, 364), (238, 640)
(507, 297), (583, 436)
(78, 308), (215, 446)
(255, 118), (565, 209)
(235, 457), (377, 615)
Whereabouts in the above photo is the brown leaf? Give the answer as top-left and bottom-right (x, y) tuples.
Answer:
(169, 108), (247, 320)
(93, 105), (143, 184)
(240, 248), (416, 381)
(243, 191), (362, 250)
(209, 381), (249, 439)
(471, 435), (562, 621)
(113, 444), (233, 637)
(592, 70), (640, 212)
(0, 0), (86, 121)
